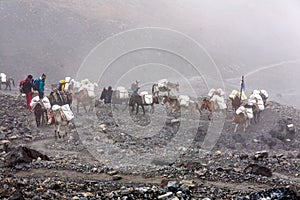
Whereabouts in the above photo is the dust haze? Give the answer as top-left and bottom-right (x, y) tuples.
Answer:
(1, 0), (300, 108)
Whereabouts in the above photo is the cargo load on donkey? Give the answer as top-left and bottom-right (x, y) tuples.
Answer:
(116, 86), (129, 99)
(179, 95), (190, 106)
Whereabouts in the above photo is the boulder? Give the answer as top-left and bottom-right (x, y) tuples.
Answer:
(5, 145), (50, 167)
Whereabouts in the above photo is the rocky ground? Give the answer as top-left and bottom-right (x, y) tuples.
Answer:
(0, 89), (299, 199)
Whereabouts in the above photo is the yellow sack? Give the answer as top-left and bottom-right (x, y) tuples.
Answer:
(59, 80), (66, 91)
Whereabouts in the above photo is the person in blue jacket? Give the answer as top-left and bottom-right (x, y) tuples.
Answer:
(38, 74), (46, 99)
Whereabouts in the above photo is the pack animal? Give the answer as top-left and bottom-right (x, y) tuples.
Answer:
(73, 88), (94, 113)
(199, 98), (214, 120)
(32, 102), (48, 127)
(129, 93), (159, 115)
(0, 75), (15, 91)
(111, 90), (129, 111)
(152, 81), (179, 96)
(229, 95), (242, 111)
(232, 112), (249, 132)
(244, 103), (260, 124)
(162, 95), (199, 117)
(259, 92), (268, 107)
(161, 95), (180, 113)
(48, 109), (69, 139)
(48, 90), (72, 106)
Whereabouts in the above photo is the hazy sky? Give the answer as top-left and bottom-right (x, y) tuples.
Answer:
(1, 0), (300, 107)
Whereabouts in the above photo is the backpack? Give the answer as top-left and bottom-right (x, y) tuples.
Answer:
(22, 79), (32, 93)
(32, 78), (40, 91)
(19, 80), (25, 93)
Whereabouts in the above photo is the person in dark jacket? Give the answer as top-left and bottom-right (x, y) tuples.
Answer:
(22, 75), (33, 110)
(105, 86), (113, 104)
(100, 87), (107, 101)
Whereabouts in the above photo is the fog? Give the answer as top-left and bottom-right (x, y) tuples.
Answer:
(1, 0), (300, 108)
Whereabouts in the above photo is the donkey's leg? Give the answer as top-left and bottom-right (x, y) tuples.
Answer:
(208, 111), (212, 121)
(57, 124), (61, 138)
(121, 100), (128, 112)
(54, 124), (58, 139)
(36, 113), (41, 127)
(234, 123), (238, 133)
(77, 102), (80, 113)
(244, 119), (249, 132)
(41, 112), (45, 127)
(88, 99), (94, 112)
(142, 105), (145, 115)
(253, 112), (257, 124)
(150, 104), (154, 114)
(243, 121), (248, 132)
(83, 103), (88, 113)
(257, 111), (261, 123)
(63, 123), (68, 138)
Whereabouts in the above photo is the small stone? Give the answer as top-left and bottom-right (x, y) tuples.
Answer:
(91, 167), (98, 173)
(176, 191), (183, 197)
(107, 170), (118, 176)
(112, 175), (122, 181)
(32, 196), (41, 200)
(50, 183), (60, 190)
(213, 150), (222, 156)
(167, 181), (179, 190)
(9, 135), (18, 140)
(254, 151), (269, 160)
(36, 187), (44, 191)
(158, 192), (173, 199)
(180, 180), (195, 188)
(84, 192), (94, 197)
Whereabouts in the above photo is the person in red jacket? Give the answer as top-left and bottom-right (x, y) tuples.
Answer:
(22, 75), (33, 110)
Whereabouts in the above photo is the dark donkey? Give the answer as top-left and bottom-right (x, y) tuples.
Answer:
(33, 102), (48, 127)
(129, 93), (159, 115)
(229, 95), (242, 111)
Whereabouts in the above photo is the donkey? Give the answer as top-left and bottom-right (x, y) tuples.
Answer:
(0, 76), (15, 91)
(232, 112), (249, 132)
(129, 93), (159, 115)
(229, 95), (242, 111)
(244, 103), (260, 124)
(152, 81), (179, 96)
(32, 102), (48, 127)
(48, 109), (69, 139)
(199, 98), (214, 120)
(73, 88), (94, 113)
